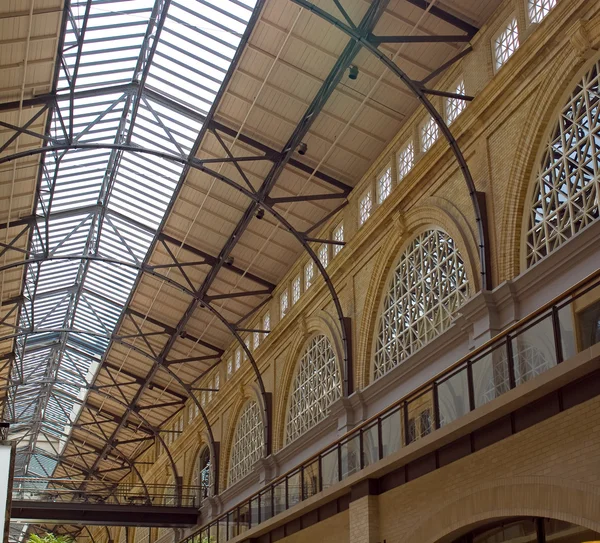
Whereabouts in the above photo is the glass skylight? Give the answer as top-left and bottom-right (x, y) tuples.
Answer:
(7, 0), (257, 482)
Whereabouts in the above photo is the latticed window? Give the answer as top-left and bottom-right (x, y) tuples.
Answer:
(253, 331), (260, 350)
(526, 60), (600, 267)
(207, 378), (213, 402)
(228, 400), (263, 485)
(192, 447), (211, 502)
(280, 290), (289, 318)
(528, 0), (557, 23)
(397, 141), (414, 181)
(333, 222), (344, 256)
(285, 335), (342, 444)
(494, 17), (519, 70)
(304, 261), (314, 289)
(318, 244), (329, 268)
(359, 190), (372, 225)
(227, 357), (233, 376)
(235, 348), (241, 371)
(262, 312), (270, 335)
(377, 166), (392, 204)
(446, 80), (466, 125)
(291, 275), (301, 305)
(421, 116), (439, 152)
(373, 230), (470, 379)
(214, 373), (219, 393)
(244, 336), (251, 357)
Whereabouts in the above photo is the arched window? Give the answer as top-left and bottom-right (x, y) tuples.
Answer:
(285, 335), (342, 444)
(191, 447), (211, 503)
(374, 229), (469, 379)
(526, 60), (600, 267)
(228, 400), (263, 486)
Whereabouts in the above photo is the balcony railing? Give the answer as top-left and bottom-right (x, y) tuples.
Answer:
(12, 478), (204, 508)
(183, 268), (600, 543)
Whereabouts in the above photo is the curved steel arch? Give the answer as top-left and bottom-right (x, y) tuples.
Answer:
(289, 0), (491, 291)
(0, 141), (354, 451)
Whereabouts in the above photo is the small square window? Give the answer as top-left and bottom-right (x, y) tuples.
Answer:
(359, 190), (372, 226)
(377, 166), (392, 204)
(227, 358), (233, 376)
(333, 223), (344, 257)
(318, 245), (329, 268)
(528, 0), (556, 23)
(446, 80), (466, 125)
(397, 141), (414, 181)
(235, 348), (241, 370)
(253, 330), (260, 350)
(291, 275), (301, 305)
(421, 116), (439, 152)
(494, 17), (519, 70)
(262, 312), (270, 335)
(304, 261), (314, 289)
(280, 291), (289, 318)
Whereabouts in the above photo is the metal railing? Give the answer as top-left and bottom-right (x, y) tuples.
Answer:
(12, 478), (205, 508)
(182, 268), (600, 543)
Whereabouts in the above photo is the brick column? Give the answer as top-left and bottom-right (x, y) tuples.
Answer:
(349, 480), (380, 543)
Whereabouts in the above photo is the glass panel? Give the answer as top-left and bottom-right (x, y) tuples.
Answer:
(381, 408), (402, 456)
(287, 471), (301, 507)
(438, 367), (469, 427)
(472, 345), (509, 408)
(544, 517), (600, 539)
(273, 480), (286, 516)
(303, 459), (319, 499)
(237, 503), (249, 534)
(473, 518), (536, 542)
(406, 390), (434, 445)
(249, 496), (259, 528)
(362, 422), (380, 467)
(558, 303), (577, 359)
(321, 448), (339, 489)
(577, 299), (600, 350)
(227, 511), (237, 540)
(512, 317), (556, 385)
(218, 518), (227, 543)
(340, 433), (360, 479)
(209, 523), (218, 543)
(260, 488), (273, 522)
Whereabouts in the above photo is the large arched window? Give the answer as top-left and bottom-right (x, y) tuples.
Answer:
(285, 335), (342, 444)
(228, 400), (263, 486)
(191, 447), (211, 503)
(526, 60), (600, 267)
(374, 229), (469, 379)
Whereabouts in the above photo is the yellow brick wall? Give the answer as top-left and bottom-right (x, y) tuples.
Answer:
(377, 395), (600, 542)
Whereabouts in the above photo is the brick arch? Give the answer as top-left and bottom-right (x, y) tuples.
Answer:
(499, 26), (600, 281)
(272, 314), (344, 452)
(405, 477), (600, 543)
(355, 202), (477, 390)
(220, 385), (265, 490)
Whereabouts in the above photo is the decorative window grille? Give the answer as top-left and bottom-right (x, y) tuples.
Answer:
(318, 244), (329, 268)
(526, 60), (600, 267)
(446, 80), (466, 125)
(119, 528), (127, 543)
(304, 261), (315, 289)
(359, 190), (372, 226)
(201, 391), (206, 406)
(397, 141), (414, 181)
(134, 527), (149, 543)
(373, 229), (470, 379)
(244, 336), (251, 357)
(235, 349), (241, 371)
(333, 222), (344, 256)
(228, 401), (263, 485)
(253, 330), (260, 350)
(227, 358), (233, 376)
(377, 166), (392, 204)
(421, 116), (439, 152)
(528, 0), (556, 23)
(188, 402), (195, 423)
(207, 378), (213, 402)
(291, 275), (301, 305)
(280, 291), (289, 319)
(262, 312), (270, 336)
(285, 335), (342, 444)
(192, 447), (211, 502)
(214, 373), (220, 393)
(494, 18), (519, 70)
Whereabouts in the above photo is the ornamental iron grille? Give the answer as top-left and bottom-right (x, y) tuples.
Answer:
(526, 60), (600, 267)
(528, 0), (557, 23)
(285, 335), (341, 444)
(373, 229), (470, 380)
(494, 17), (520, 70)
(228, 400), (263, 486)
(192, 447), (211, 502)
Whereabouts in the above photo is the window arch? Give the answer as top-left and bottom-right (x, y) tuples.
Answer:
(285, 334), (342, 444)
(373, 229), (469, 379)
(191, 446), (211, 503)
(526, 60), (600, 267)
(228, 400), (263, 486)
